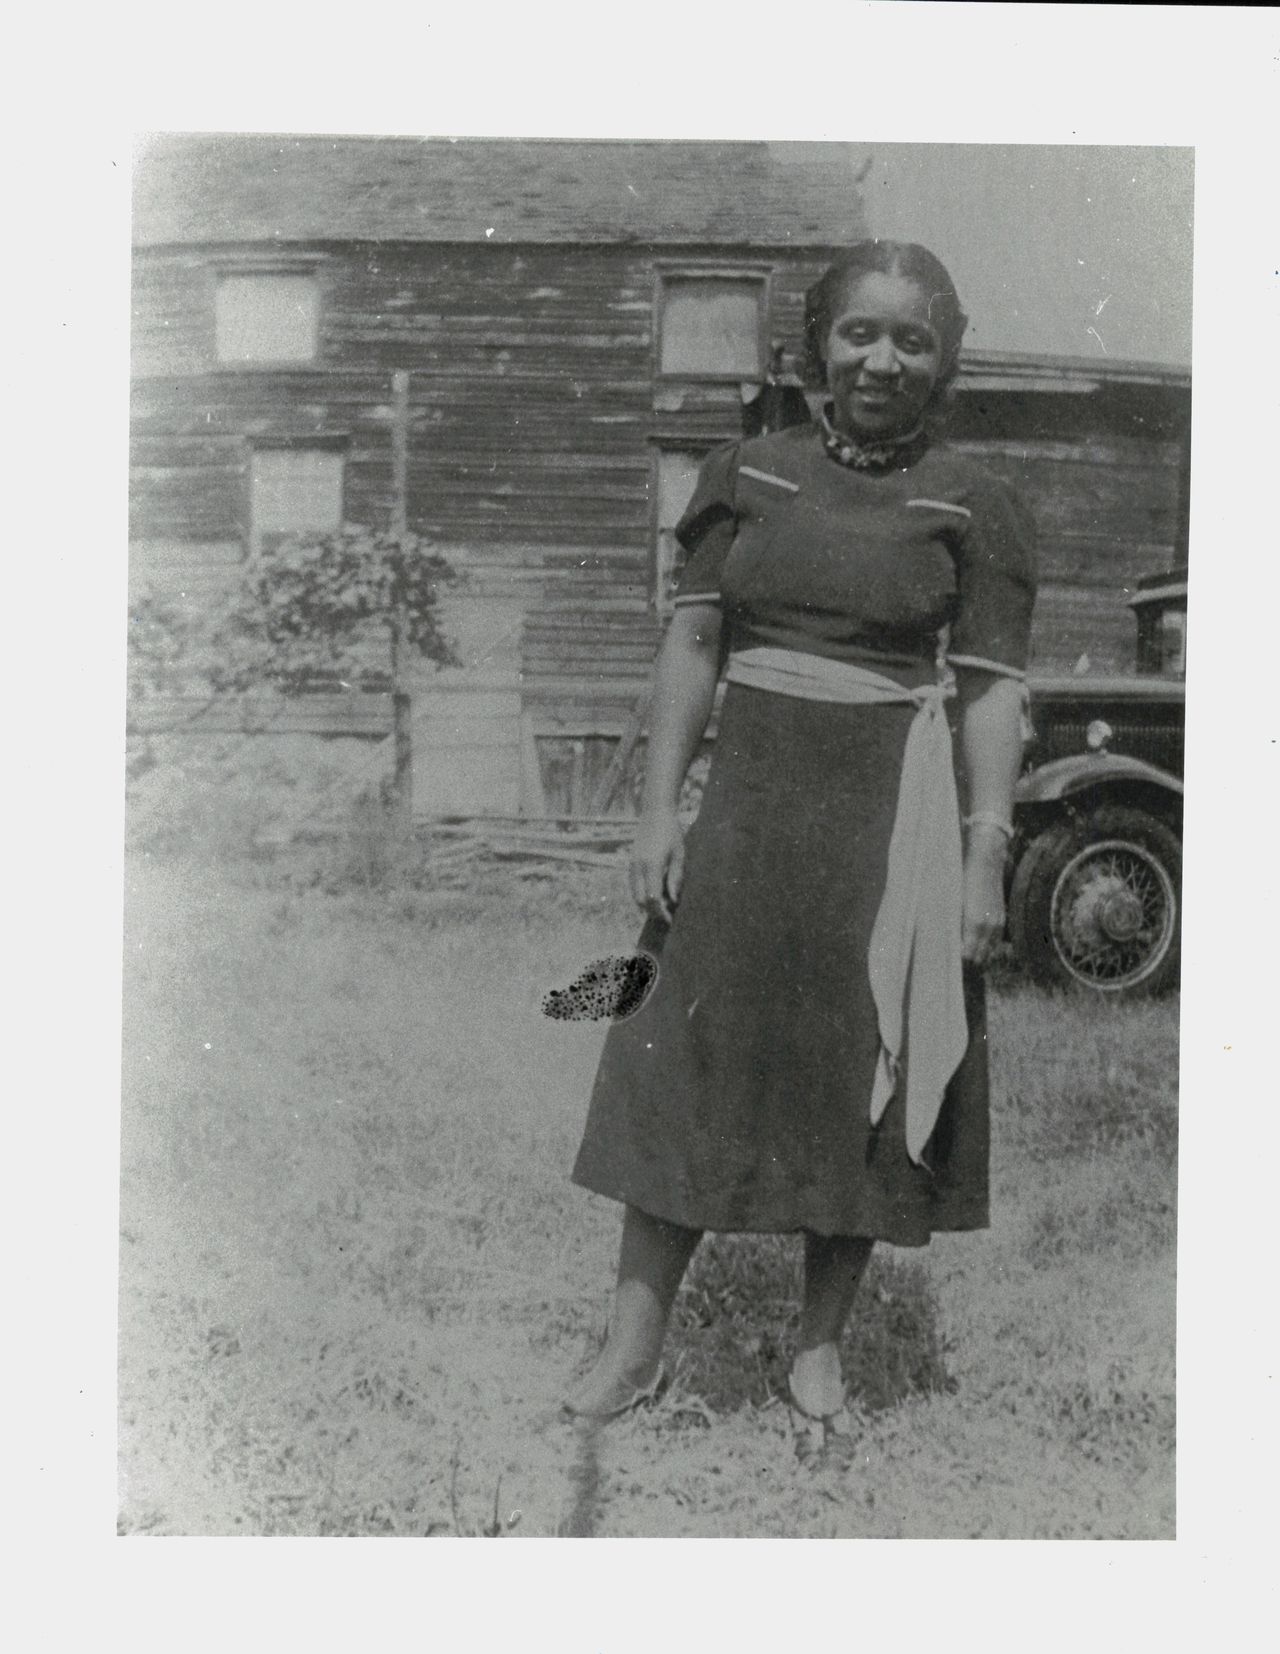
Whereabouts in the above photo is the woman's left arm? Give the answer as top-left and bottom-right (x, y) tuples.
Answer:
(955, 671), (1027, 965)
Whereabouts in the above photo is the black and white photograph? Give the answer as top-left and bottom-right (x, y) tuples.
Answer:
(120, 129), (1190, 1539)
(22, 1), (1280, 1641)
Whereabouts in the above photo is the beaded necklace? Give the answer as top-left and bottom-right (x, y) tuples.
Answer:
(819, 404), (929, 472)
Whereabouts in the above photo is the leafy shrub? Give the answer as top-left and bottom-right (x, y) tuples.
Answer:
(210, 524), (458, 695)
(126, 524), (461, 856)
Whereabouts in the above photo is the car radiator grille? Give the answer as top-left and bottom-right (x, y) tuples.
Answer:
(1036, 717), (1184, 777)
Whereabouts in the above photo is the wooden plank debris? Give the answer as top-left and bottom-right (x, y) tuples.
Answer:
(410, 815), (635, 879)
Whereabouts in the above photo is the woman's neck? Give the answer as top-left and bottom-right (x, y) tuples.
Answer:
(819, 404), (928, 469)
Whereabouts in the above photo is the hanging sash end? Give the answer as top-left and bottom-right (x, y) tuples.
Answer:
(869, 1049), (898, 1128)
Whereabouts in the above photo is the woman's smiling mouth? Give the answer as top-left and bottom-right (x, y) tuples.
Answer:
(852, 387), (899, 406)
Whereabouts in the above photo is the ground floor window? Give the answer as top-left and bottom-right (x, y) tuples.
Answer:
(248, 440), (346, 551)
(653, 446), (711, 616)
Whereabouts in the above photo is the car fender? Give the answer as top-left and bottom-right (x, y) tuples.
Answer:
(1014, 752), (1184, 806)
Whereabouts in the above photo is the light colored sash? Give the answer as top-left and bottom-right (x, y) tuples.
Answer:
(725, 645), (968, 1165)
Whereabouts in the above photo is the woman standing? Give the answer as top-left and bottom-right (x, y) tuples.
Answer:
(568, 242), (1036, 1440)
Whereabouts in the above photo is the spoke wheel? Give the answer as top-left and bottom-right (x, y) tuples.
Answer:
(1009, 806), (1181, 996)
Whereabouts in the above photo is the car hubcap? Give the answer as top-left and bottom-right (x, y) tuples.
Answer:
(1050, 837), (1177, 989)
(1098, 887), (1145, 942)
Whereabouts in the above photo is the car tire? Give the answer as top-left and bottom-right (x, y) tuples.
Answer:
(1008, 804), (1181, 995)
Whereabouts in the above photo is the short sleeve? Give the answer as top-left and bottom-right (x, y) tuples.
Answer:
(671, 441), (741, 607)
(947, 475), (1038, 676)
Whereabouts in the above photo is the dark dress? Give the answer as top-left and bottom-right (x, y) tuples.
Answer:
(571, 420), (1036, 1246)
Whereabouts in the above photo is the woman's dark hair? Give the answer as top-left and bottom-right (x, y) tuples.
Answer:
(802, 240), (969, 407)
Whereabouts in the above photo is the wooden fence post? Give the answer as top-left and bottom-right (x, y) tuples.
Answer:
(389, 368), (413, 837)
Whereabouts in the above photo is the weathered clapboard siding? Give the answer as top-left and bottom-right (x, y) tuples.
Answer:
(131, 243), (835, 551)
(129, 537), (243, 604)
(525, 365), (1190, 807)
(131, 242), (659, 544)
(944, 368), (1187, 673)
(130, 252), (217, 379)
(387, 246), (822, 545)
(131, 239), (828, 725)
(129, 137), (1189, 815)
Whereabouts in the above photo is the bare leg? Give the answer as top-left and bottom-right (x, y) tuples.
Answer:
(791, 1233), (874, 1417)
(565, 1204), (702, 1417)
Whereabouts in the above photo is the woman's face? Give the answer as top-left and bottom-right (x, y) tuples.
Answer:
(822, 271), (944, 439)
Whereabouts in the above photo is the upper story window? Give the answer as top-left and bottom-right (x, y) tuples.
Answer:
(657, 271), (766, 380)
(216, 271), (320, 364)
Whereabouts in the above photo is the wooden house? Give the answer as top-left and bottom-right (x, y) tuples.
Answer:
(129, 135), (1190, 819)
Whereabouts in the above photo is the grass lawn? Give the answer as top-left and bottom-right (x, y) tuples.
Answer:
(118, 850), (1176, 1538)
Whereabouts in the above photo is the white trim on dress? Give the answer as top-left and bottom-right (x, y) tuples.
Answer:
(738, 466), (801, 493)
(906, 499), (972, 519)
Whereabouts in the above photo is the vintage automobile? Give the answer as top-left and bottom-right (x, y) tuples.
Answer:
(1006, 569), (1186, 995)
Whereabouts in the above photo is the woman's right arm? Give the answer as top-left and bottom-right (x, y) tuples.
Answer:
(629, 602), (723, 922)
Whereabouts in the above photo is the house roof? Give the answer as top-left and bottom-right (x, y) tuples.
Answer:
(958, 349), (1191, 392)
(132, 134), (869, 249)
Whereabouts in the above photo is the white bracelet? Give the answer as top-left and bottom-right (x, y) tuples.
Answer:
(963, 812), (1014, 841)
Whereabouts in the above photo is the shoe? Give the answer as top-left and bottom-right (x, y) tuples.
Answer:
(560, 1366), (668, 1422)
(786, 1371), (853, 1458)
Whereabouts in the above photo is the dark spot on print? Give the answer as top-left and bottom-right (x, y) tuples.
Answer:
(541, 953), (658, 1022)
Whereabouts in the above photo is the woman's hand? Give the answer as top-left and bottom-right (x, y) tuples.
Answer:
(629, 807), (686, 925)
(961, 826), (1008, 965)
